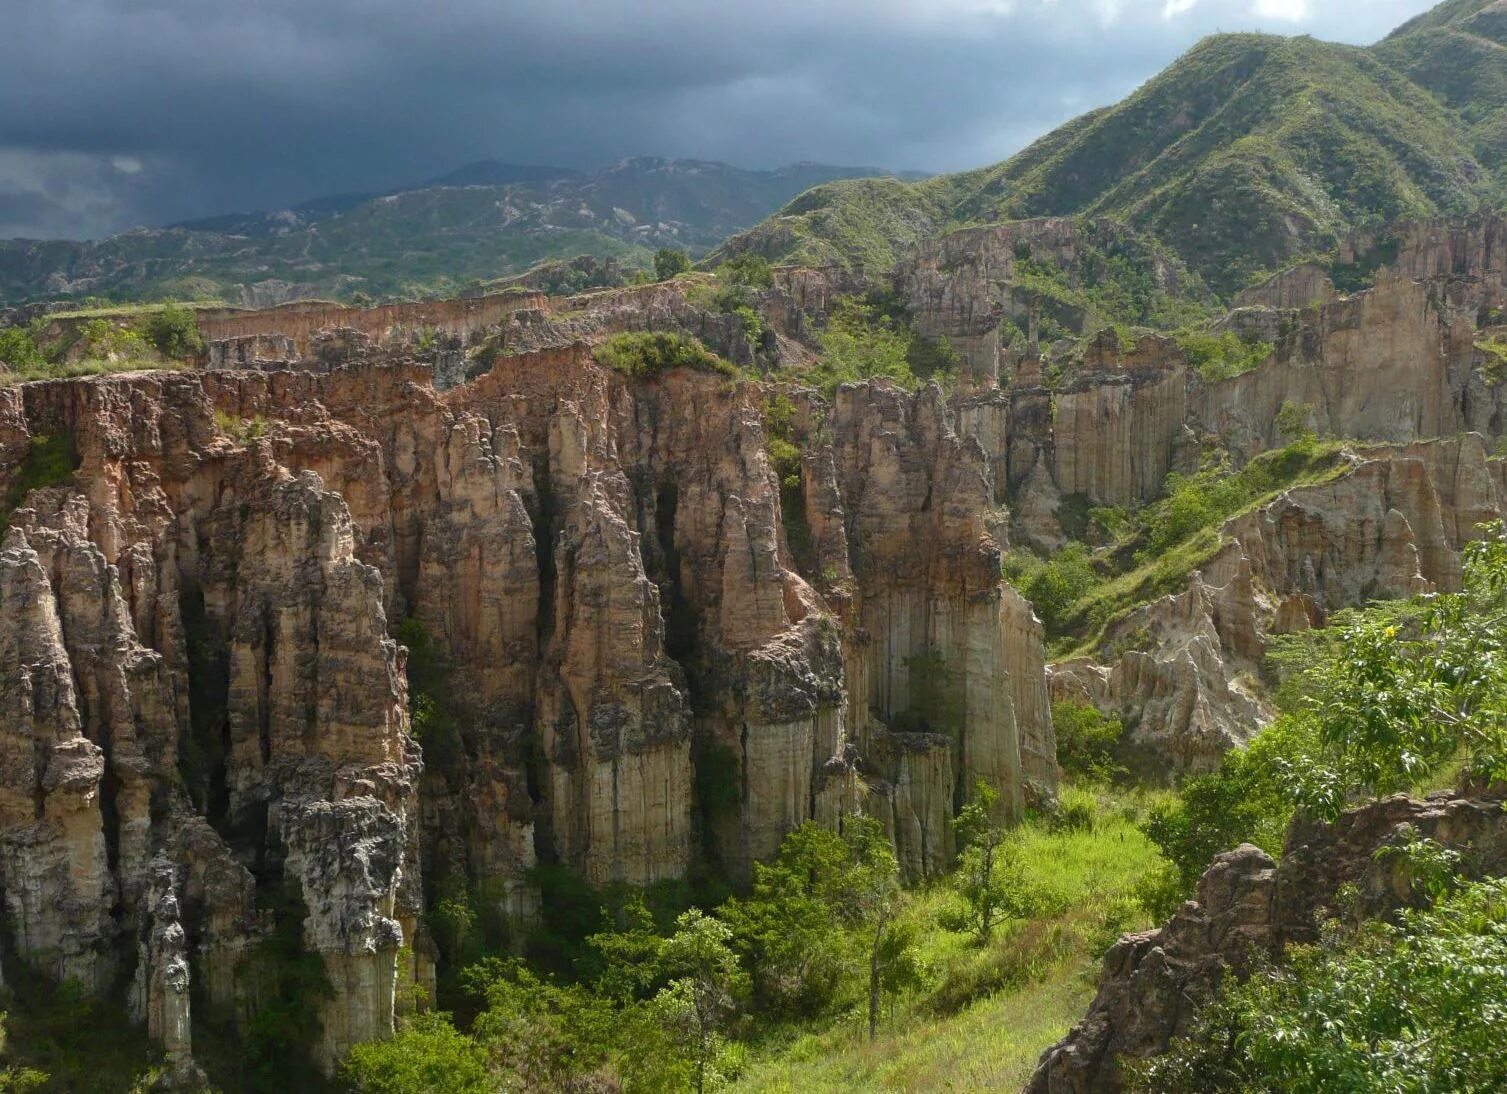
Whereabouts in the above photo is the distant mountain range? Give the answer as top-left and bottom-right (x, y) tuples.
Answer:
(716, 0), (1507, 297)
(0, 158), (909, 307)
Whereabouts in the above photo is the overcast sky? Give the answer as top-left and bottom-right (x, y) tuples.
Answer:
(0, 0), (1441, 240)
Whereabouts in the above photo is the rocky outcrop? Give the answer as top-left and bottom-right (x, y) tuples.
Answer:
(1055, 436), (1507, 771)
(0, 349), (1055, 1071)
(896, 218), (1204, 383)
(1029, 790), (1507, 1093)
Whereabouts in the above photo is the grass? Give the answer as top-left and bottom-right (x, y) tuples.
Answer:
(732, 967), (1093, 1093)
(1009, 438), (1355, 656)
(593, 331), (740, 379)
(733, 784), (1170, 1093)
(0, 357), (183, 386)
(44, 299), (225, 320)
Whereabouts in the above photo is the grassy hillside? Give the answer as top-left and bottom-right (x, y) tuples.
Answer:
(725, 3), (1504, 296)
(0, 159), (894, 308)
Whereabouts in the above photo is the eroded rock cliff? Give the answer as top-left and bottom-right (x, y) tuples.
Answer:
(0, 345), (1054, 1073)
(1028, 789), (1507, 1093)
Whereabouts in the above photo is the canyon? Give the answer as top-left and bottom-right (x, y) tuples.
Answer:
(4, 209), (1507, 1080)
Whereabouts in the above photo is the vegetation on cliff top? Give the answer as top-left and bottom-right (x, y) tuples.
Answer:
(594, 331), (740, 380)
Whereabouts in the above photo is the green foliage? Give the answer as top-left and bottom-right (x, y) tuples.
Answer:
(721, 824), (856, 1018)
(79, 317), (150, 360)
(1283, 523), (1507, 818)
(343, 1011), (491, 1094)
(1052, 701), (1126, 783)
(1175, 327), (1273, 382)
(1478, 335), (1507, 384)
(656, 909), (750, 1093)
(811, 296), (919, 395)
(1134, 878), (1507, 1093)
(594, 331), (738, 379)
(952, 782), (1022, 942)
(396, 617), (466, 774)
(214, 408), (269, 442)
(0, 431), (78, 537)
(1003, 544), (1099, 637)
(466, 958), (619, 1089)
(0, 974), (160, 1092)
(236, 884), (334, 1090)
(1143, 716), (1312, 894)
(0, 326), (46, 372)
(136, 303), (204, 358)
(654, 248), (693, 281)
(1275, 398), (1318, 443)
(718, 254), (775, 289)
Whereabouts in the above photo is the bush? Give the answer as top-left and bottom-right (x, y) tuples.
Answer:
(1053, 701), (1125, 782)
(1004, 545), (1098, 637)
(1175, 328), (1272, 382)
(1141, 716), (1310, 892)
(719, 254), (774, 288)
(343, 1011), (491, 1094)
(654, 248), (692, 281)
(593, 332), (737, 379)
(1134, 878), (1507, 1093)
(137, 304), (204, 358)
(0, 326), (46, 372)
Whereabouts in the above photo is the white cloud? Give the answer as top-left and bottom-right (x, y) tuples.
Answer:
(1163, 0), (1198, 15)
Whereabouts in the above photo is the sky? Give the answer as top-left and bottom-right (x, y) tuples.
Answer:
(0, 0), (1442, 240)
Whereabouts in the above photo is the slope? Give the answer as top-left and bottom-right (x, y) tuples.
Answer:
(0, 159), (893, 308)
(722, 1), (1501, 297)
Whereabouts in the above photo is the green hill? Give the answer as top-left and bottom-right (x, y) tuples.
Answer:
(0, 159), (896, 308)
(719, 3), (1506, 297)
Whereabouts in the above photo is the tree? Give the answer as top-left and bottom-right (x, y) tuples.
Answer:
(1133, 878), (1507, 1093)
(654, 910), (748, 1094)
(654, 248), (691, 281)
(833, 815), (907, 1041)
(1288, 522), (1507, 818)
(720, 823), (852, 1018)
(342, 1011), (490, 1094)
(138, 304), (203, 359)
(464, 958), (616, 1090)
(953, 781), (1016, 941)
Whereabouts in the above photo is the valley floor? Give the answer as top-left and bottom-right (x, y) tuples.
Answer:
(733, 786), (1167, 1092)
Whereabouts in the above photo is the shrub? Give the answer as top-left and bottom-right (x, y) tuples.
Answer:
(1004, 545), (1098, 636)
(343, 1011), (491, 1094)
(1175, 328), (1272, 382)
(1134, 878), (1507, 1093)
(0, 326), (46, 372)
(1141, 716), (1311, 892)
(137, 304), (204, 358)
(1052, 701), (1125, 782)
(718, 254), (774, 289)
(593, 332), (737, 380)
(1, 432), (77, 537)
(654, 248), (692, 281)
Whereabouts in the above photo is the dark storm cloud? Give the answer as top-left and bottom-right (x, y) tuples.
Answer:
(0, 0), (1440, 239)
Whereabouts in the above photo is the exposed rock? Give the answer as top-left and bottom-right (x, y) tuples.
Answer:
(1056, 436), (1507, 772)
(0, 349), (1055, 1071)
(1029, 790), (1507, 1093)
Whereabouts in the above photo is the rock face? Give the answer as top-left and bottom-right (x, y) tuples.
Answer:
(1053, 435), (1507, 771)
(1028, 790), (1507, 1093)
(0, 347), (1055, 1071)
